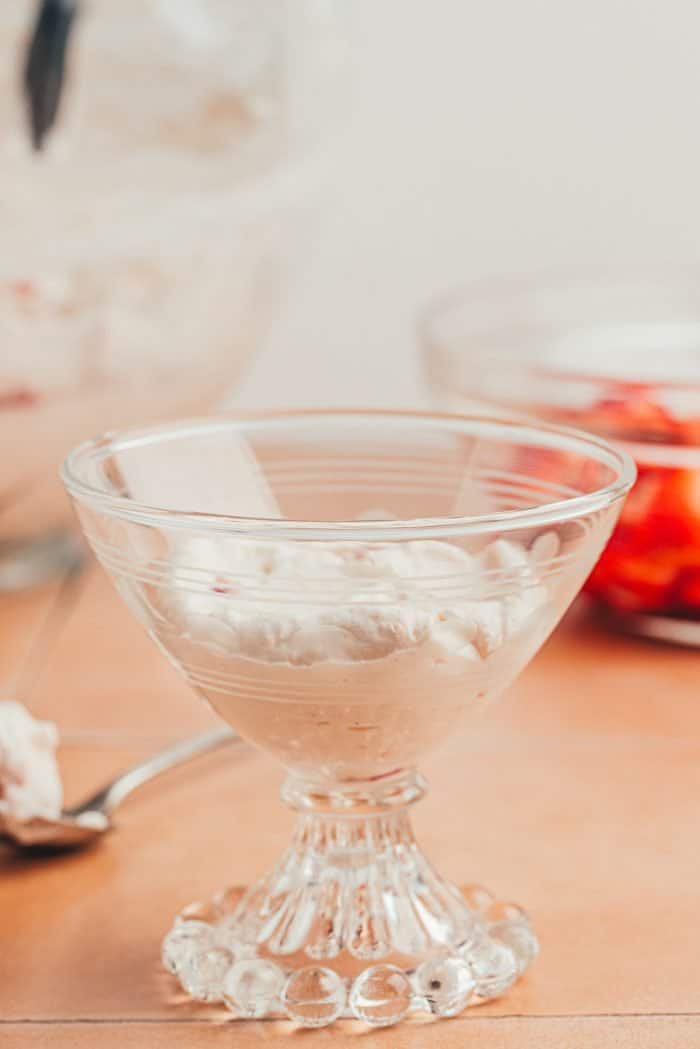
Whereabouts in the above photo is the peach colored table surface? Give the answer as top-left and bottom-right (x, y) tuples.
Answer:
(1, 563), (700, 1047)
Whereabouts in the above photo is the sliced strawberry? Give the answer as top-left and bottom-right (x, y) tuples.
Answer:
(617, 468), (664, 532)
(587, 549), (679, 613)
(565, 392), (700, 617)
(579, 395), (678, 443)
(676, 567), (700, 612)
(650, 469), (700, 547)
(678, 417), (700, 446)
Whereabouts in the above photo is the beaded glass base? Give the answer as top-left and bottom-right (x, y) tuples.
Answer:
(162, 794), (538, 1027)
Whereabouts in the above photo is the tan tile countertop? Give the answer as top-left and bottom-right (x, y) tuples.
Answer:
(1, 564), (699, 1046)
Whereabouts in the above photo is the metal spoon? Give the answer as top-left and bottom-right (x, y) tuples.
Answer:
(0, 727), (238, 851)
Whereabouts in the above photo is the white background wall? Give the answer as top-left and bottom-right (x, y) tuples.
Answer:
(235, 0), (700, 409)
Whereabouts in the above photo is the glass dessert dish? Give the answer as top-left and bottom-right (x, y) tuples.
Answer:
(61, 410), (633, 1026)
(0, 1), (346, 588)
(422, 270), (700, 646)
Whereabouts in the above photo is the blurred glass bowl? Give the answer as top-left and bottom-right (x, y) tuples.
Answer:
(0, 0), (347, 588)
(421, 269), (700, 646)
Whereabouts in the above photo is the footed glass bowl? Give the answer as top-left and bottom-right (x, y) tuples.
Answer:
(62, 410), (634, 1026)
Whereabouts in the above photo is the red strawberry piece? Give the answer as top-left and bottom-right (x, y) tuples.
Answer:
(588, 549), (679, 613)
(676, 567), (700, 613)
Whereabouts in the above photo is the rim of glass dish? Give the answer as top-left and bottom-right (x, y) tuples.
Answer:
(419, 264), (700, 394)
(61, 409), (636, 540)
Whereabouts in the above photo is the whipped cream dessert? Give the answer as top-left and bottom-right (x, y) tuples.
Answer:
(160, 533), (560, 779)
(0, 701), (62, 820)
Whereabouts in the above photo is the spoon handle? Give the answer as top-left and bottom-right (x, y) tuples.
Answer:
(66, 727), (238, 819)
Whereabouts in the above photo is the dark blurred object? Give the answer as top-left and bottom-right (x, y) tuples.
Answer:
(421, 269), (700, 647)
(24, 0), (78, 150)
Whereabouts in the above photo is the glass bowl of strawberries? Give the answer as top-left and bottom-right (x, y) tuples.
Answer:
(421, 269), (700, 645)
